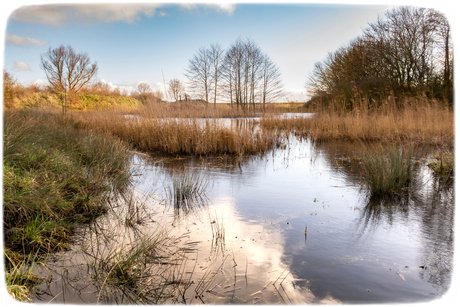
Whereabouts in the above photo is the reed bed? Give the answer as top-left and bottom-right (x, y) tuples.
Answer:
(136, 102), (251, 119)
(73, 111), (281, 156)
(130, 101), (304, 119)
(261, 97), (453, 146)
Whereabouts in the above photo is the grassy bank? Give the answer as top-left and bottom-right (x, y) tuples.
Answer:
(261, 97), (453, 146)
(6, 92), (143, 111)
(3, 109), (133, 301)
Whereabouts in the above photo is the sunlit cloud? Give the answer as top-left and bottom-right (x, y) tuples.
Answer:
(13, 61), (31, 71)
(6, 34), (48, 47)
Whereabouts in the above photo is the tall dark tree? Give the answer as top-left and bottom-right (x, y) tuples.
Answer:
(306, 6), (453, 108)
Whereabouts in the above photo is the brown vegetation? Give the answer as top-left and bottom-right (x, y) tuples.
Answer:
(262, 96), (453, 146)
(72, 110), (281, 156)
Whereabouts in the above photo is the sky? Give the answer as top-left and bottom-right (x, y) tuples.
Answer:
(1, 0), (457, 102)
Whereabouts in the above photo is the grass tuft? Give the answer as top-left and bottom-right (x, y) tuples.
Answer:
(167, 168), (209, 212)
(360, 146), (413, 198)
(4, 250), (43, 302)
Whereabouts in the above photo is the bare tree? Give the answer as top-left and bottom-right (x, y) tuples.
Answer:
(185, 46), (212, 106)
(221, 38), (282, 111)
(209, 43), (224, 107)
(168, 78), (185, 102)
(185, 38), (285, 111)
(223, 38), (246, 110)
(135, 82), (155, 105)
(428, 10), (453, 100)
(41, 45), (97, 94)
(261, 53), (284, 111)
(137, 82), (152, 94)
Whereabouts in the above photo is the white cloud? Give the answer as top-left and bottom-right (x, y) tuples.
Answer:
(6, 34), (48, 46)
(180, 3), (236, 15)
(13, 61), (31, 71)
(9, 3), (236, 26)
(209, 3), (236, 15)
(9, 4), (162, 26)
(32, 79), (45, 85)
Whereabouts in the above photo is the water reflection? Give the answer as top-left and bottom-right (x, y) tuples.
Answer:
(33, 157), (319, 304)
(32, 118), (453, 304)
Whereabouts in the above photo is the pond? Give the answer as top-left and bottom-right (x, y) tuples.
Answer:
(33, 123), (453, 304)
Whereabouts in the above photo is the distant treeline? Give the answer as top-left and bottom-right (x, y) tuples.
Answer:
(306, 6), (453, 109)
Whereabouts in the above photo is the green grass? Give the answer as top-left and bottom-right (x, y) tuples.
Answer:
(3, 109), (133, 301)
(4, 250), (43, 302)
(360, 146), (413, 198)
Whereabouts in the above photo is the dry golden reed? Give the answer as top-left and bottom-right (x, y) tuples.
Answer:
(73, 111), (280, 156)
(261, 96), (453, 146)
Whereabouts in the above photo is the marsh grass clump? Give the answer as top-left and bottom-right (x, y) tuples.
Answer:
(115, 192), (154, 228)
(167, 169), (209, 212)
(360, 146), (413, 198)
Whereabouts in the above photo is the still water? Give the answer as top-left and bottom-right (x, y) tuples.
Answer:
(33, 123), (453, 304)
